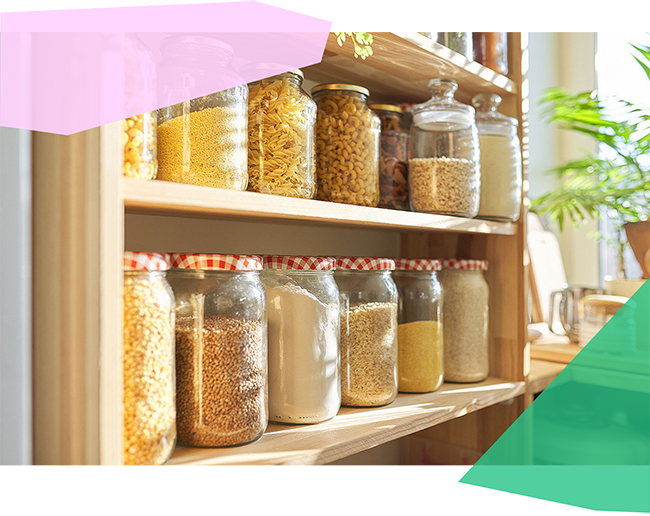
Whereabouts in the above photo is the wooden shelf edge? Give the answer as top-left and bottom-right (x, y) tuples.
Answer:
(123, 178), (517, 236)
(166, 377), (525, 465)
(528, 359), (566, 394)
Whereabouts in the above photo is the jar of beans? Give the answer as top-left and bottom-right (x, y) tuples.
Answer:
(242, 65), (317, 199)
(370, 104), (410, 210)
(438, 259), (489, 383)
(156, 36), (248, 190)
(334, 257), (398, 407)
(313, 84), (381, 207)
(167, 253), (267, 447)
(122, 252), (176, 465)
(392, 259), (444, 393)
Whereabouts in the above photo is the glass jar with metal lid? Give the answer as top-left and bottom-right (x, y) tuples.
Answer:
(166, 253), (267, 447)
(409, 78), (481, 217)
(335, 257), (398, 407)
(370, 104), (410, 210)
(241, 65), (317, 199)
(472, 93), (522, 222)
(392, 258), (444, 393)
(122, 252), (176, 465)
(156, 35), (248, 190)
(313, 83), (381, 207)
(261, 256), (341, 424)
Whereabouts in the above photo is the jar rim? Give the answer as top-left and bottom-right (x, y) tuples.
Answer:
(369, 103), (403, 114)
(312, 83), (370, 97)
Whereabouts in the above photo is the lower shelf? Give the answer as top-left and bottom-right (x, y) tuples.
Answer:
(167, 376), (525, 465)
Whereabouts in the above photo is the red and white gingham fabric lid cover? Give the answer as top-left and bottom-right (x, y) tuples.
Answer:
(394, 258), (442, 271)
(335, 257), (396, 271)
(124, 252), (170, 271)
(169, 253), (262, 271)
(263, 256), (336, 270)
(440, 258), (489, 271)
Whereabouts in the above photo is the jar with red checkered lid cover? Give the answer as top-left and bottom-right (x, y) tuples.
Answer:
(334, 257), (398, 407)
(260, 256), (341, 424)
(393, 258), (444, 393)
(166, 253), (267, 447)
(439, 258), (489, 382)
(122, 252), (176, 465)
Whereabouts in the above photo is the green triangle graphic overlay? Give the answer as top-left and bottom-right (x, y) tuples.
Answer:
(461, 280), (650, 512)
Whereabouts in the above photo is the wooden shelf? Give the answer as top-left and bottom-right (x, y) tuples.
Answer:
(529, 359), (567, 394)
(303, 32), (516, 105)
(167, 377), (525, 465)
(123, 178), (516, 235)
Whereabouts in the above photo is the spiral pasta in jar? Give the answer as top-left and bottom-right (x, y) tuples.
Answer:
(246, 68), (317, 199)
(313, 84), (380, 207)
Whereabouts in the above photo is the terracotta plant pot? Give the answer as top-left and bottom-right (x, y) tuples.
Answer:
(624, 220), (650, 279)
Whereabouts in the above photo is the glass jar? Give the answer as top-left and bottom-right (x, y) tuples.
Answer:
(436, 32), (473, 59)
(261, 256), (341, 424)
(122, 252), (176, 465)
(473, 32), (508, 75)
(335, 257), (398, 407)
(243, 66), (317, 199)
(156, 36), (248, 190)
(123, 113), (157, 179)
(167, 253), (267, 447)
(370, 104), (410, 210)
(472, 93), (522, 222)
(409, 79), (481, 217)
(313, 84), (381, 207)
(393, 259), (444, 393)
(438, 259), (489, 383)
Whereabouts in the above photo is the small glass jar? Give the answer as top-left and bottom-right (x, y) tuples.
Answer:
(313, 84), (381, 207)
(167, 253), (267, 447)
(472, 93), (522, 222)
(409, 79), (481, 217)
(370, 104), (410, 210)
(156, 36), (248, 190)
(437, 32), (473, 59)
(393, 259), (444, 393)
(122, 252), (176, 465)
(438, 259), (489, 383)
(335, 257), (398, 407)
(473, 32), (508, 75)
(243, 66), (317, 199)
(261, 256), (341, 424)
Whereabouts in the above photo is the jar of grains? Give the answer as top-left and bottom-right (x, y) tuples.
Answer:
(392, 259), (444, 393)
(472, 93), (522, 222)
(409, 78), (481, 217)
(436, 32), (473, 59)
(242, 65), (317, 199)
(473, 32), (508, 75)
(156, 36), (248, 190)
(334, 257), (398, 407)
(369, 104), (410, 210)
(122, 252), (176, 465)
(438, 259), (489, 383)
(167, 253), (267, 447)
(312, 83), (381, 207)
(261, 256), (341, 424)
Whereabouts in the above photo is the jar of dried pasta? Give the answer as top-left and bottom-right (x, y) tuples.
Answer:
(167, 253), (267, 447)
(392, 259), (443, 393)
(335, 257), (398, 407)
(123, 113), (157, 179)
(156, 36), (248, 190)
(438, 259), (489, 383)
(370, 104), (410, 210)
(242, 65), (317, 199)
(123, 252), (176, 465)
(313, 84), (381, 207)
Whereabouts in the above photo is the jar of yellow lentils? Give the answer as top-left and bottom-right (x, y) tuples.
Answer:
(313, 84), (380, 207)
(242, 65), (317, 199)
(123, 252), (176, 465)
(156, 35), (248, 190)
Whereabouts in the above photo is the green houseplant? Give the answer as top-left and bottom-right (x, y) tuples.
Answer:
(531, 40), (650, 279)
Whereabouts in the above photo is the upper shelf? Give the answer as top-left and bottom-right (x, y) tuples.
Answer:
(302, 32), (516, 106)
(123, 178), (517, 235)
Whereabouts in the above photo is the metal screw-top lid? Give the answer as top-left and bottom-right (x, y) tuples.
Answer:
(311, 83), (370, 97)
(369, 104), (403, 114)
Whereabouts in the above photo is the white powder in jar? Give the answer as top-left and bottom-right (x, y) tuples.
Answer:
(265, 282), (341, 424)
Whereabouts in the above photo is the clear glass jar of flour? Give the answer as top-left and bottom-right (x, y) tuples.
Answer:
(261, 256), (341, 424)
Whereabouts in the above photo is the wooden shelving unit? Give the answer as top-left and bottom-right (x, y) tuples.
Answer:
(31, 32), (530, 465)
